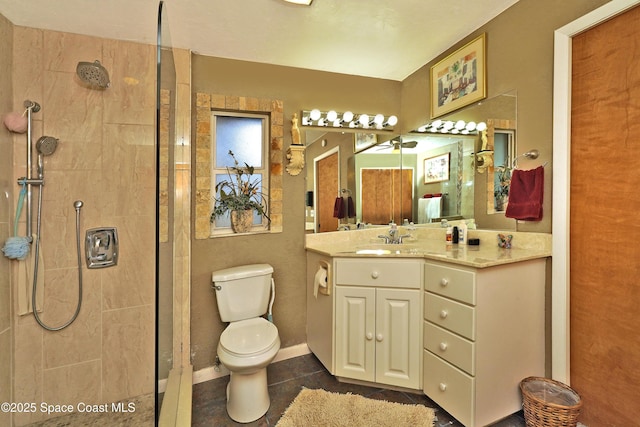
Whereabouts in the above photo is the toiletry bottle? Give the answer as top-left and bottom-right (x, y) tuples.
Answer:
(452, 226), (459, 244)
(459, 221), (467, 245)
(446, 226), (453, 242)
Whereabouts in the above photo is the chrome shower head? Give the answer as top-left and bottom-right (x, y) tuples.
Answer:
(35, 136), (58, 179)
(36, 136), (58, 156)
(76, 60), (110, 89)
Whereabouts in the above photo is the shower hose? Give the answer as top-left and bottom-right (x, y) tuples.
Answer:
(31, 188), (84, 331)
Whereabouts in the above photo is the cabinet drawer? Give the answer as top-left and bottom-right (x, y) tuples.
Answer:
(335, 259), (421, 288)
(425, 262), (475, 305)
(424, 321), (475, 375)
(424, 350), (474, 427)
(424, 293), (475, 340)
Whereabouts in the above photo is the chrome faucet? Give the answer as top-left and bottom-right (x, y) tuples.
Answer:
(378, 223), (411, 244)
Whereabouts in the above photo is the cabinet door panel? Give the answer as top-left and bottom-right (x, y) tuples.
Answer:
(335, 286), (375, 382)
(376, 288), (421, 389)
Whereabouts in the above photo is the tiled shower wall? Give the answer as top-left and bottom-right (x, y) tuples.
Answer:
(1, 12), (14, 427)
(9, 26), (155, 425)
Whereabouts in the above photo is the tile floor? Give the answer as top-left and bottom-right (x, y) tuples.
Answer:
(192, 353), (527, 427)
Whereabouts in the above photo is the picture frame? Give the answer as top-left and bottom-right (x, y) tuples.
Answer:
(354, 132), (378, 153)
(430, 33), (486, 118)
(424, 153), (450, 184)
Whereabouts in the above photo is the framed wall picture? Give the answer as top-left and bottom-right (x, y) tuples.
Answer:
(354, 132), (378, 153)
(430, 33), (486, 118)
(424, 153), (450, 184)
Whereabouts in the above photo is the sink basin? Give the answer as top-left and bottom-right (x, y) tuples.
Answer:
(355, 248), (393, 255)
(354, 244), (421, 255)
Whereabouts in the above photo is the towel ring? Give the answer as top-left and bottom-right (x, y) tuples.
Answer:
(513, 149), (546, 169)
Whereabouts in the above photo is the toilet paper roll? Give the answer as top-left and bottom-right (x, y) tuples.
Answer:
(313, 267), (328, 299)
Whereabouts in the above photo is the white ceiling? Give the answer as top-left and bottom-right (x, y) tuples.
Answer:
(0, 0), (519, 81)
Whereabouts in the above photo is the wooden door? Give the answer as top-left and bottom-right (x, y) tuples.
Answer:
(361, 169), (393, 224)
(316, 152), (339, 232)
(570, 6), (640, 425)
(361, 168), (413, 224)
(395, 169), (413, 223)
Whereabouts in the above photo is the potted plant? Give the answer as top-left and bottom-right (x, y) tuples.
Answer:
(210, 150), (269, 233)
(494, 165), (511, 211)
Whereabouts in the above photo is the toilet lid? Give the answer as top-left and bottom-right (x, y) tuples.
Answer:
(220, 317), (279, 356)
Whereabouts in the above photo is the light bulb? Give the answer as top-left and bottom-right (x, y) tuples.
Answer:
(386, 115), (398, 126)
(455, 120), (466, 130)
(310, 109), (321, 121)
(373, 114), (384, 125)
(326, 110), (338, 122)
(432, 119), (443, 129)
(476, 122), (487, 131)
(465, 121), (477, 131)
(342, 111), (354, 122)
(358, 114), (369, 126)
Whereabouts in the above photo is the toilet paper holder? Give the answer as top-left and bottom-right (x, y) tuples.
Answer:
(316, 260), (331, 296)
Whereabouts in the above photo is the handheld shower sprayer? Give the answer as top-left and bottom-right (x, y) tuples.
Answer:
(35, 136), (59, 179)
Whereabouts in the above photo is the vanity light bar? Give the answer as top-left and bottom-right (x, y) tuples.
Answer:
(415, 119), (487, 135)
(301, 109), (398, 130)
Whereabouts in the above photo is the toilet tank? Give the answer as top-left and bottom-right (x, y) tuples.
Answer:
(212, 264), (274, 322)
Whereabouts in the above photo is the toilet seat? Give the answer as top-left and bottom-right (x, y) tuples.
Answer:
(220, 317), (279, 357)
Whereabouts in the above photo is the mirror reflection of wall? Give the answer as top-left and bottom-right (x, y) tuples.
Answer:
(305, 132), (358, 233)
(493, 129), (515, 212)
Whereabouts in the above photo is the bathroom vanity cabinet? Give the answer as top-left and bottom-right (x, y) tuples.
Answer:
(334, 258), (422, 389)
(422, 259), (545, 427)
(306, 231), (550, 426)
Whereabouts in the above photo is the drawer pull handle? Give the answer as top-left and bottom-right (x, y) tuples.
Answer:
(366, 332), (373, 340)
(439, 383), (447, 392)
(439, 342), (448, 351)
(371, 271), (379, 279)
(376, 333), (383, 342)
(440, 278), (449, 287)
(440, 310), (448, 319)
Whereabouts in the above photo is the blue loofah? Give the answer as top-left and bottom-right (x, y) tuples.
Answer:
(2, 182), (31, 260)
(1, 236), (31, 260)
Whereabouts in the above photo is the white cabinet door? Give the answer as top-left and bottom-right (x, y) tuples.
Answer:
(376, 288), (421, 389)
(335, 286), (375, 382)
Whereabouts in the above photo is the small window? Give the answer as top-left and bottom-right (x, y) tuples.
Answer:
(211, 111), (270, 234)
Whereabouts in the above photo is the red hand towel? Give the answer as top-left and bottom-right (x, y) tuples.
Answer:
(333, 196), (345, 219)
(347, 196), (355, 218)
(505, 166), (544, 221)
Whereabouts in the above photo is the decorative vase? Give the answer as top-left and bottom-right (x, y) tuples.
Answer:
(230, 209), (253, 233)
(495, 195), (508, 212)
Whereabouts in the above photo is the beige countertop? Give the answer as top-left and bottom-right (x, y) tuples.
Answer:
(305, 227), (551, 268)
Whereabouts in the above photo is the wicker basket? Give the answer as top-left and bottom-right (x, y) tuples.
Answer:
(520, 376), (582, 427)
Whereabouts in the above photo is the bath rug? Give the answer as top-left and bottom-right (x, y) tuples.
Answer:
(276, 387), (435, 427)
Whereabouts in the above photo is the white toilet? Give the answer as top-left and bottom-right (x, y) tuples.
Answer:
(212, 264), (281, 423)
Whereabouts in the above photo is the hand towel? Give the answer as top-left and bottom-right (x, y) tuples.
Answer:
(17, 236), (44, 315)
(333, 196), (345, 219)
(505, 166), (544, 221)
(346, 196), (355, 218)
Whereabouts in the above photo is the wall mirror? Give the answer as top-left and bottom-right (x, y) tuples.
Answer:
(304, 90), (517, 232)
